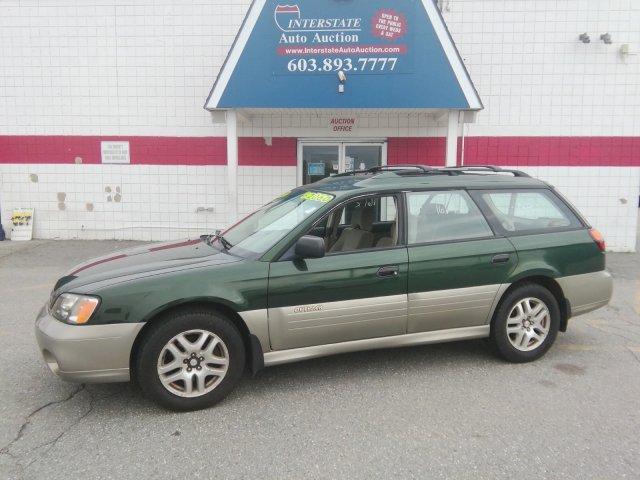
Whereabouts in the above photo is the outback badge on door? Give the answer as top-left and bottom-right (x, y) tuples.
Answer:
(293, 305), (324, 314)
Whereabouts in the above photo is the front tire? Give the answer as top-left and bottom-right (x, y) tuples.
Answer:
(490, 284), (560, 363)
(135, 309), (245, 411)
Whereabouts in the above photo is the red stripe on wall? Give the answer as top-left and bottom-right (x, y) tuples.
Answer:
(0, 136), (228, 165)
(389, 137), (640, 167)
(238, 137), (297, 166)
(461, 136), (640, 167)
(0, 135), (638, 167)
(387, 138), (446, 166)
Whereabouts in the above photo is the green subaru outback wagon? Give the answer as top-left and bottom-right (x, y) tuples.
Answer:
(36, 166), (613, 411)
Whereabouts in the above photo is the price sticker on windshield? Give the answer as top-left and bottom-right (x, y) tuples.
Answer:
(302, 192), (334, 203)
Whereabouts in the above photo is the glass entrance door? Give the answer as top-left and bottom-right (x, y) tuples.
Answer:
(344, 145), (384, 173)
(299, 142), (386, 185)
(301, 145), (340, 185)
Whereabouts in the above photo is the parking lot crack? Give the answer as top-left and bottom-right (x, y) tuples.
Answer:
(0, 384), (85, 458)
(23, 388), (95, 470)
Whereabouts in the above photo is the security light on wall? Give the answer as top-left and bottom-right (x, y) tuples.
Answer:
(600, 33), (612, 44)
(579, 33), (591, 44)
(338, 70), (347, 94)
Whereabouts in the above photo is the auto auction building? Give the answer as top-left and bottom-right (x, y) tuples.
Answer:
(0, 0), (638, 251)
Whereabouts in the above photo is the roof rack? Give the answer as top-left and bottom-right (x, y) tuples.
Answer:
(331, 164), (530, 179)
(444, 166), (531, 178)
(368, 165), (457, 176)
(333, 165), (457, 178)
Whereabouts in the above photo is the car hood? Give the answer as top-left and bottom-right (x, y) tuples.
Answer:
(54, 238), (242, 292)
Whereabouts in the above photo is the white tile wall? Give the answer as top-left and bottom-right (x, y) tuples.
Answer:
(444, 0), (640, 137)
(238, 167), (297, 217)
(0, 0), (252, 137)
(1, 1), (637, 137)
(0, 1), (638, 249)
(0, 165), (228, 241)
(511, 166), (639, 252)
(0, 164), (637, 251)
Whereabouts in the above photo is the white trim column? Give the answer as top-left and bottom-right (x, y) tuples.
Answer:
(226, 110), (239, 225)
(446, 110), (460, 167)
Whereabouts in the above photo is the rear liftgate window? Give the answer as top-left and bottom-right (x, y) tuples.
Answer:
(478, 190), (583, 234)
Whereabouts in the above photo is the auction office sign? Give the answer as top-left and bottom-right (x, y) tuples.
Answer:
(275, 4), (411, 75)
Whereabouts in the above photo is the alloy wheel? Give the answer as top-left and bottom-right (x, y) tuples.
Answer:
(506, 297), (551, 352)
(157, 329), (229, 398)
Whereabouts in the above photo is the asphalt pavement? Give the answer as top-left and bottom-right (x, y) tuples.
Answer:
(0, 237), (639, 479)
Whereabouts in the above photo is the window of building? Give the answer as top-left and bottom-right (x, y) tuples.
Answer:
(407, 190), (493, 244)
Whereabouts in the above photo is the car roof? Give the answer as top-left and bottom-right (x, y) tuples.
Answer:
(304, 166), (549, 197)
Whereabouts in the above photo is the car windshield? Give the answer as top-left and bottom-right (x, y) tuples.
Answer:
(214, 191), (335, 259)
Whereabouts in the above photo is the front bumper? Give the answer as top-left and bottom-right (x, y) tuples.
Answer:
(35, 306), (145, 383)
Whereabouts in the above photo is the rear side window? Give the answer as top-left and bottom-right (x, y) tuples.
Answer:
(407, 190), (493, 244)
(478, 189), (583, 233)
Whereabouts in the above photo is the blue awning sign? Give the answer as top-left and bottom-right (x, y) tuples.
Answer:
(205, 0), (482, 110)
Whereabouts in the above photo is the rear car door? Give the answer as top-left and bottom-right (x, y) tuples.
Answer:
(268, 193), (408, 350)
(406, 189), (517, 333)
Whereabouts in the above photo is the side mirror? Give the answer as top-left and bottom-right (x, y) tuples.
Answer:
(295, 235), (326, 259)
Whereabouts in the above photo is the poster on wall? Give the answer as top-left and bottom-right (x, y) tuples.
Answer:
(11, 208), (34, 241)
(101, 141), (131, 164)
(345, 156), (355, 172)
(308, 162), (326, 176)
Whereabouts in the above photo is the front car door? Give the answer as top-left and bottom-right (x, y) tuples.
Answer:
(405, 189), (517, 333)
(267, 193), (408, 350)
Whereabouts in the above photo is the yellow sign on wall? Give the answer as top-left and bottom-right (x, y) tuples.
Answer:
(11, 208), (34, 241)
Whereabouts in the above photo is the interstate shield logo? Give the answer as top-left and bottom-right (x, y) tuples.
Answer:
(274, 5), (301, 32)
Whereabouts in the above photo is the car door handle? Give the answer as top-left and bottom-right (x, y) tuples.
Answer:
(377, 266), (399, 278)
(491, 254), (511, 264)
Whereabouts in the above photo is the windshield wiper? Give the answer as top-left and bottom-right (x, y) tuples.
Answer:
(218, 235), (233, 250)
(200, 234), (215, 246)
(201, 231), (233, 250)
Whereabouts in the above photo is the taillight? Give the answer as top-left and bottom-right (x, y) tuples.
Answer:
(589, 229), (606, 252)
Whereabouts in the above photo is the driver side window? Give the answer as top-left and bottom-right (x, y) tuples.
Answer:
(305, 195), (400, 254)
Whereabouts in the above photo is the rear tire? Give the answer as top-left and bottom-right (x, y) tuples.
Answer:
(490, 284), (560, 363)
(135, 309), (245, 411)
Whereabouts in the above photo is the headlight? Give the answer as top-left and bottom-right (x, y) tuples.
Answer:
(51, 294), (100, 325)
